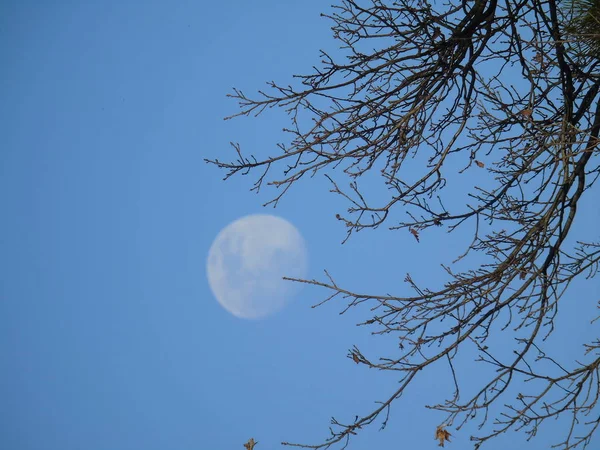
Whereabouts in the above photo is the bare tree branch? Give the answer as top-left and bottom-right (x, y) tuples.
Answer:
(210, 1), (600, 448)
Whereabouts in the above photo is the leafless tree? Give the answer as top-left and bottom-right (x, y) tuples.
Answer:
(208, 1), (600, 448)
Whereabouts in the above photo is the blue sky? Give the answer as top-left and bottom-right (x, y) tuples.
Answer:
(1, 1), (598, 450)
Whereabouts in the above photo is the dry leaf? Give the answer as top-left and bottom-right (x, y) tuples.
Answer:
(475, 160), (485, 168)
(520, 109), (533, 117)
(244, 438), (258, 450)
(409, 228), (420, 242)
(435, 425), (451, 447)
(519, 270), (527, 280)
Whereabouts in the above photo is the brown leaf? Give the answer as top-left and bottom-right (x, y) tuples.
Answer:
(435, 425), (451, 447)
(475, 160), (485, 168)
(520, 109), (533, 117)
(244, 438), (258, 450)
(519, 270), (527, 280)
(409, 228), (420, 242)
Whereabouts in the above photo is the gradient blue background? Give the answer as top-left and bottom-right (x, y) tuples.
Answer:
(1, 1), (598, 449)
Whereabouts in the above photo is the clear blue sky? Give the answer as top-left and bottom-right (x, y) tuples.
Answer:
(1, 1), (598, 449)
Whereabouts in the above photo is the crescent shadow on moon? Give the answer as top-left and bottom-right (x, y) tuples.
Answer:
(206, 214), (308, 319)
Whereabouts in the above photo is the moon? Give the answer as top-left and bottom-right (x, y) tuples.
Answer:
(206, 214), (309, 319)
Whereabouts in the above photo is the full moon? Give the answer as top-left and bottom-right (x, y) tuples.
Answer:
(206, 214), (308, 319)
